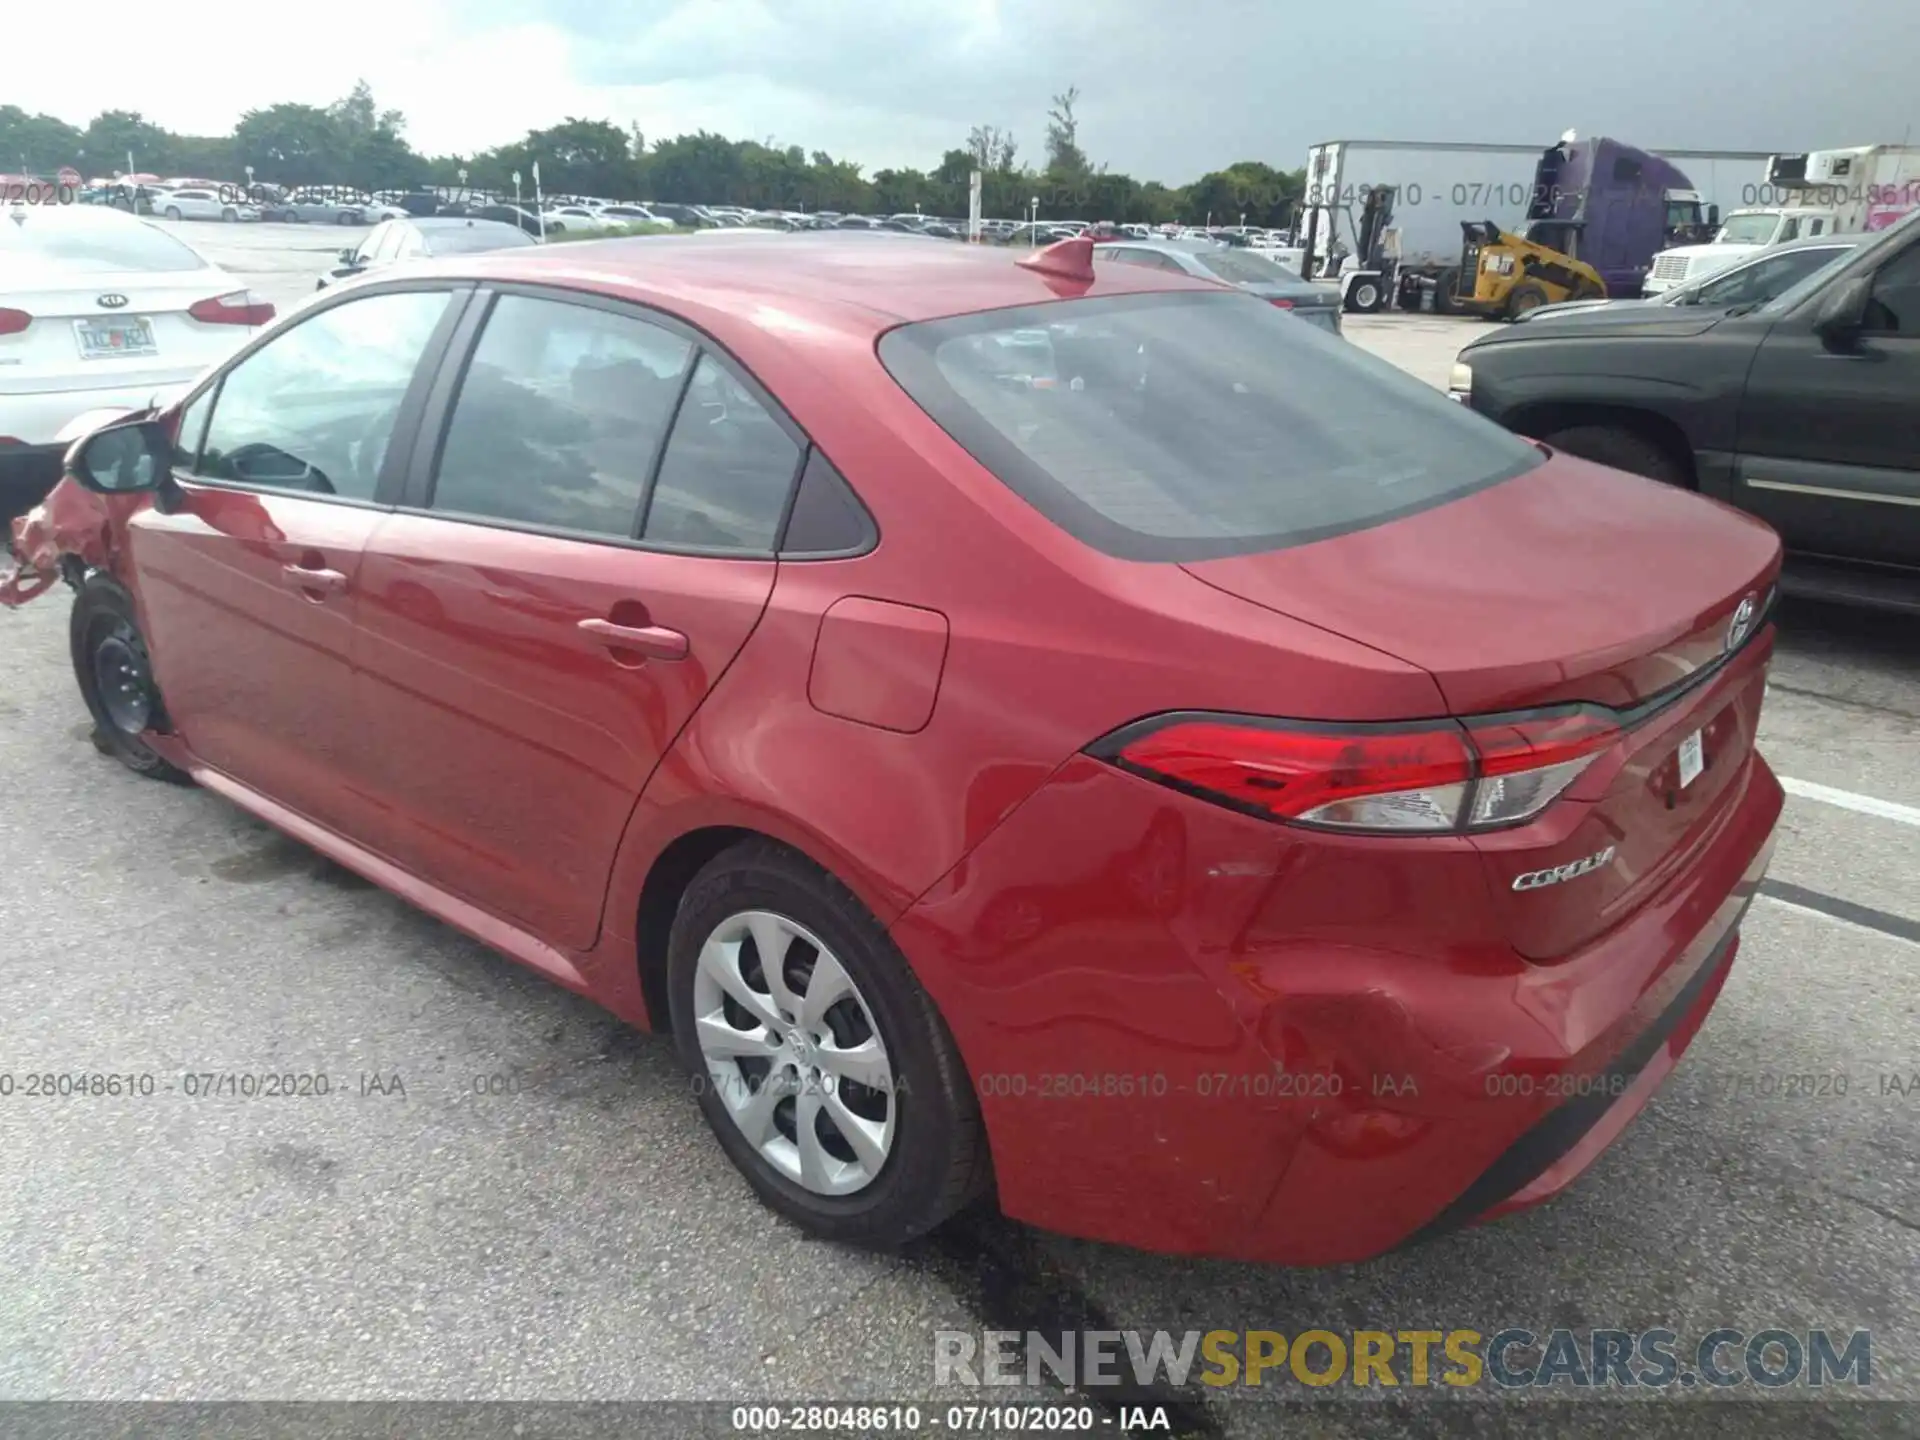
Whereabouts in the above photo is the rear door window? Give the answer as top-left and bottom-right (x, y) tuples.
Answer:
(428, 293), (693, 537)
(641, 354), (804, 550)
(879, 290), (1543, 561)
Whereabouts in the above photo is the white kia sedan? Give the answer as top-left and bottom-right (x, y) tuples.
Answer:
(0, 204), (274, 523)
(152, 187), (259, 222)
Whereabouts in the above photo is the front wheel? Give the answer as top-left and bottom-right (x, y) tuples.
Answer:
(221, 207), (237, 222)
(1505, 280), (1552, 319)
(667, 840), (990, 1246)
(69, 576), (191, 783)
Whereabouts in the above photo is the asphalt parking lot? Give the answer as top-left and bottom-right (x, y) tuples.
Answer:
(2, 222), (1916, 1437)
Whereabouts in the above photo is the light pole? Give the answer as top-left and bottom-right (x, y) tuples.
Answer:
(245, 164), (254, 202)
(458, 167), (469, 200)
(1029, 195), (1038, 247)
(513, 170), (522, 212)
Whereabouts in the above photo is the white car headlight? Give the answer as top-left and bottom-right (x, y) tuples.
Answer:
(1448, 362), (1472, 400)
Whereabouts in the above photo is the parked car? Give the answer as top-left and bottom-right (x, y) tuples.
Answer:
(155, 188), (258, 223)
(1453, 210), (1920, 611)
(263, 192), (366, 225)
(596, 205), (677, 228)
(643, 203), (712, 228)
(317, 217), (536, 288)
(4, 233), (1784, 1266)
(471, 203), (546, 237)
(0, 205), (273, 523)
(1522, 234), (1864, 323)
(1092, 238), (1345, 334)
(540, 205), (617, 234)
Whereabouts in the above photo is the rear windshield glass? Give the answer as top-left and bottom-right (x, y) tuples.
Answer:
(425, 225), (536, 254)
(0, 214), (208, 274)
(879, 290), (1543, 561)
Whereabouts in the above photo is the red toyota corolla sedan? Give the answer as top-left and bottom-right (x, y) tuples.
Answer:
(2, 233), (1783, 1265)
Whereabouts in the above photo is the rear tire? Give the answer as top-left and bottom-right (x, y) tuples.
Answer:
(667, 839), (990, 1247)
(163, 206), (181, 222)
(69, 576), (192, 784)
(221, 207), (237, 222)
(1505, 280), (1551, 319)
(1541, 424), (1690, 486)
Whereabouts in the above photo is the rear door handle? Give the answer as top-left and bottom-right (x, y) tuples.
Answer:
(578, 616), (689, 661)
(281, 563), (348, 595)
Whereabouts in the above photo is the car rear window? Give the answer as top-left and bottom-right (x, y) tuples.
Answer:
(424, 225), (536, 254)
(0, 214), (208, 273)
(878, 290), (1543, 561)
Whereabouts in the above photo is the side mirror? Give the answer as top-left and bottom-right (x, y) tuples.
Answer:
(339, 247), (359, 266)
(1812, 274), (1871, 349)
(1706, 204), (1720, 227)
(67, 419), (171, 495)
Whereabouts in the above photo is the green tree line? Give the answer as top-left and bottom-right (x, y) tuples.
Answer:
(0, 83), (1304, 227)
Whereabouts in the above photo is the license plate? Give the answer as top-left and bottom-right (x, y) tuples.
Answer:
(1677, 729), (1705, 789)
(73, 316), (157, 359)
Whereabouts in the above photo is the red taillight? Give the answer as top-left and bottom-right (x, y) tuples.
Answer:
(1096, 708), (1622, 835)
(1268, 298), (1294, 308)
(0, 308), (31, 335)
(188, 291), (275, 326)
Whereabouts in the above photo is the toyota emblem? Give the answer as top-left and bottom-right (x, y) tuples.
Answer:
(1724, 593), (1757, 653)
(97, 293), (129, 309)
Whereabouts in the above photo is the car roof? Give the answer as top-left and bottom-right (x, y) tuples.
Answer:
(405, 232), (1220, 337)
(413, 216), (525, 233)
(1760, 233), (1866, 253)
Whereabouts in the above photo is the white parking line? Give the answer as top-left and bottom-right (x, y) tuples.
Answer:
(1779, 776), (1920, 829)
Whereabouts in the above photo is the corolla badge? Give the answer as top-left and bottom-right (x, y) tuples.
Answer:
(1725, 593), (1758, 653)
(97, 293), (129, 309)
(1512, 846), (1616, 892)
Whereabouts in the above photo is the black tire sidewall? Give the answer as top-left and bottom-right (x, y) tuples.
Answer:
(1508, 282), (1549, 318)
(667, 846), (979, 1245)
(69, 577), (188, 782)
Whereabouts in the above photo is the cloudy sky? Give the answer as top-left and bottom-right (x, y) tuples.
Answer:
(12, 0), (1917, 180)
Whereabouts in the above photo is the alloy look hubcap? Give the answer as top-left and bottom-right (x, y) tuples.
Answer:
(692, 910), (896, 1196)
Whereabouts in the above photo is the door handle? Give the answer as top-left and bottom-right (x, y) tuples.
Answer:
(281, 563), (348, 595)
(578, 616), (689, 661)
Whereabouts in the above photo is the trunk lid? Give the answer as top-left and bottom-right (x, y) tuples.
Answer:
(0, 267), (257, 397)
(1184, 452), (1782, 959)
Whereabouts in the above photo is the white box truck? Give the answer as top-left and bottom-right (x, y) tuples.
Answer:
(1645, 145), (1920, 295)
